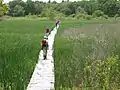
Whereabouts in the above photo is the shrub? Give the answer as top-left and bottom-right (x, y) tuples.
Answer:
(45, 8), (56, 20)
(26, 14), (38, 19)
(102, 15), (108, 19)
(94, 16), (106, 20)
(76, 6), (86, 14)
(69, 14), (76, 18)
(40, 11), (47, 17)
(93, 10), (104, 17)
(84, 56), (120, 89)
(13, 5), (25, 17)
(117, 9), (120, 17)
(37, 14), (41, 17)
(85, 15), (92, 20)
(75, 13), (92, 20)
(55, 12), (65, 20)
(75, 13), (86, 19)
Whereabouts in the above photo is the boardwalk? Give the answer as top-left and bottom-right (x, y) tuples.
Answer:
(27, 25), (59, 90)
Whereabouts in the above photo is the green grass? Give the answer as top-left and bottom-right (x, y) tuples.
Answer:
(0, 19), (120, 90)
(0, 19), (55, 90)
(55, 19), (120, 90)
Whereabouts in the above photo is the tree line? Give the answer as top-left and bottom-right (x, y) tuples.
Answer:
(1, 0), (120, 19)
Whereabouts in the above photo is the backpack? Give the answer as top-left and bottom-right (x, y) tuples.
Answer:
(42, 39), (47, 46)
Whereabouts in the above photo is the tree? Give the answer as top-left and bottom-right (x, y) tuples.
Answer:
(45, 7), (56, 19)
(60, 7), (71, 16)
(13, 5), (25, 16)
(76, 6), (86, 14)
(52, 1), (57, 4)
(98, 0), (118, 17)
(34, 2), (44, 15)
(25, 0), (35, 15)
(48, 0), (51, 3)
(62, 0), (64, 3)
(92, 10), (104, 17)
(4, 0), (120, 18)
(0, 0), (8, 17)
(67, 2), (77, 14)
(117, 8), (120, 16)
(77, 1), (98, 15)
(8, 0), (26, 16)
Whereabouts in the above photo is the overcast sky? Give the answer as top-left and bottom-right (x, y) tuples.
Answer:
(4, 0), (80, 3)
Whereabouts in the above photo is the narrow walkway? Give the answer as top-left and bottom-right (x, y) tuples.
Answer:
(27, 25), (59, 90)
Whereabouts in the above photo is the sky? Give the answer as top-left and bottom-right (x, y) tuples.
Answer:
(4, 0), (80, 3)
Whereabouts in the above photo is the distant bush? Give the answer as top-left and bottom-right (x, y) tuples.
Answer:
(55, 12), (65, 20)
(37, 14), (41, 17)
(76, 13), (86, 19)
(85, 15), (92, 20)
(13, 5), (25, 17)
(40, 11), (47, 17)
(102, 15), (108, 19)
(26, 14), (38, 19)
(76, 6), (87, 14)
(117, 9), (120, 17)
(114, 14), (120, 20)
(69, 14), (76, 18)
(94, 16), (105, 20)
(93, 10), (104, 17)
(41, 8), (56, 20)
(75, 13), (92, 20)
(115, 16), (120, 20)
(84, 56), (120, 90)
(94, 15), (109, 20)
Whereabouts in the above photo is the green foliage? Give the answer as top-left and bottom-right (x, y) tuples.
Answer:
(40, 11), (47, 17)
(76, 13), (92, 20)
(26, 14), (38, 19)
(25, 0), (35, 15)
(55, 12), (65, 20)
(0, 7), (5, 16)
(8, 0), (26, 16)
(60, 7), (71, 16)
(85, 15), (92, 20)
(45, 7), (56, 20)
(84, 56), (119, 90)
(80, 1), (99, 15)
(117, 9), (120, 17)
(76, 13), (86, 19)
(76, 6), (86, 14)
(69, 14), (75, 18)
(0, 0), (8, 17)
(67, 2), (77, 14)
(93, 10), (104, 17)
(6, 0), (120, 18)
(40, 7), (56, 19)
(98, 0), (119, 17)
(102, 15), (108, 19)
(13, 5), (25, 17)
(34, 2), (44, 15)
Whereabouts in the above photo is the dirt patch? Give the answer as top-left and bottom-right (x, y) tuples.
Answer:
(61, 23), (120, 37)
